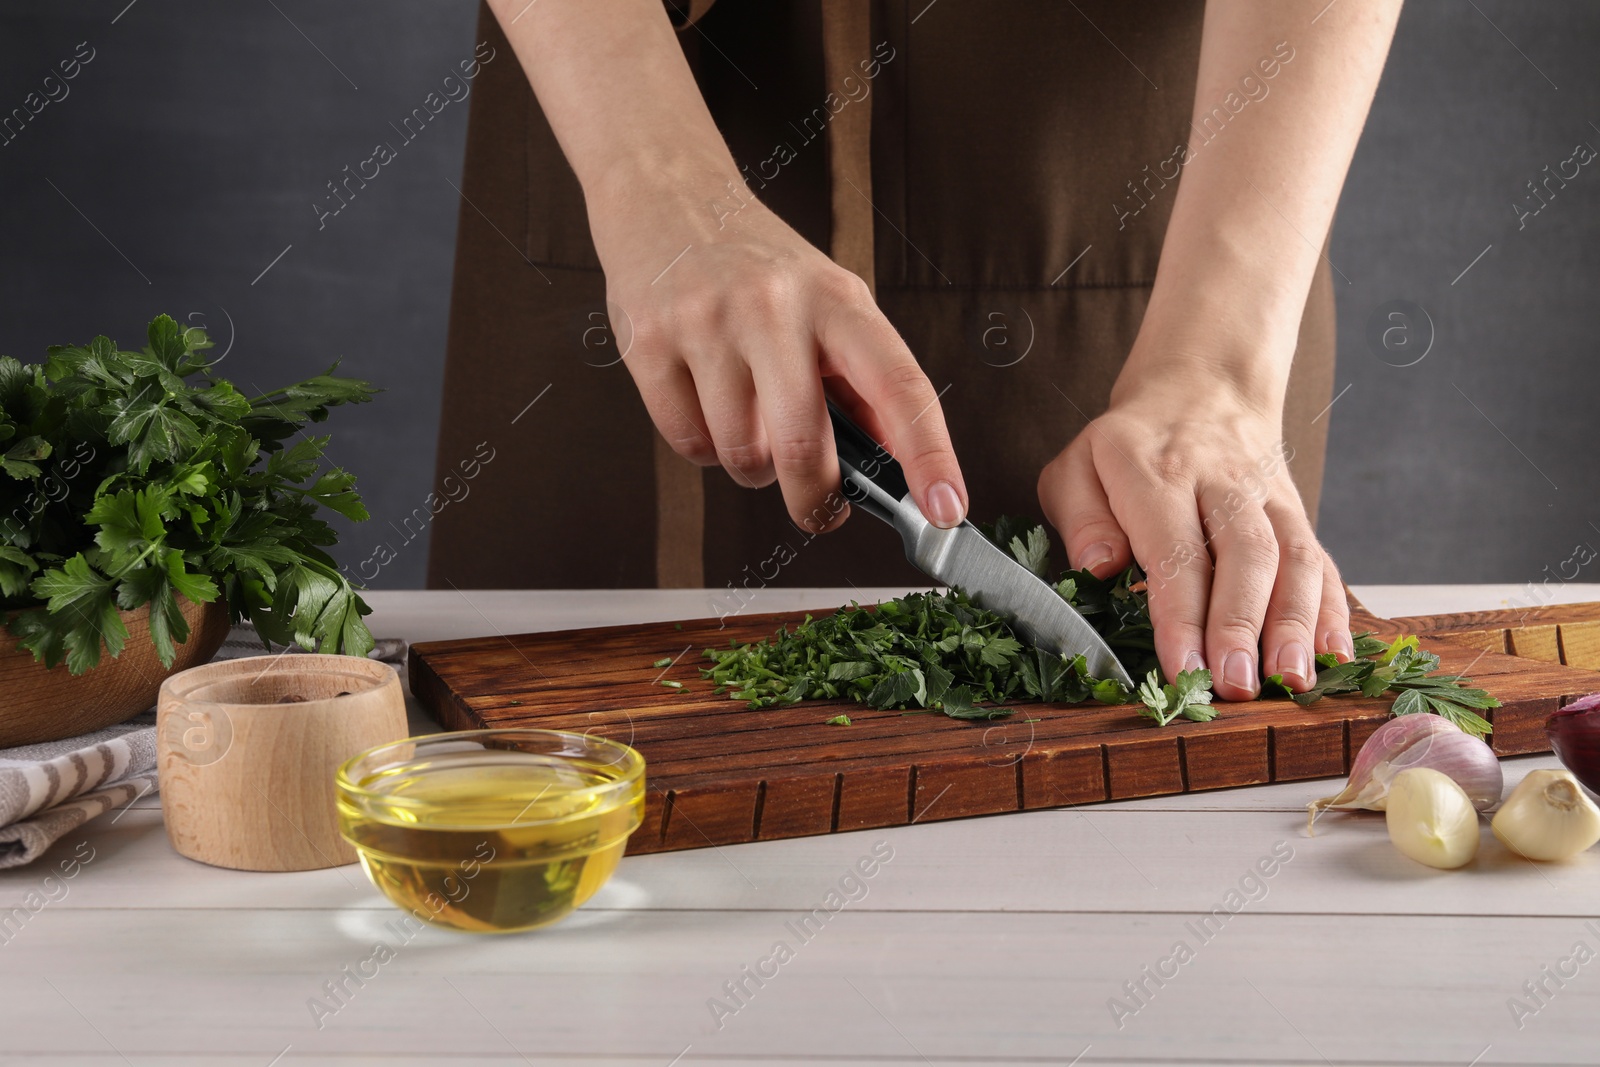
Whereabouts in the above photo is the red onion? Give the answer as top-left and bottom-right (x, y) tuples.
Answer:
(1546, 692), (1600, 796)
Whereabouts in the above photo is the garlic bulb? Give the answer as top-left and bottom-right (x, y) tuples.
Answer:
(1385, 767), (1480, 869)
(1490, 769), (1600, 862)
(1308, 714), (1503, 834)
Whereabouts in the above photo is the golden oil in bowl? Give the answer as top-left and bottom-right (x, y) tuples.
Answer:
(336, 729), (644, 933)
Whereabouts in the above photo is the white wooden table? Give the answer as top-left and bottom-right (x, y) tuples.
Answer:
(4, 585), (1599, 1067)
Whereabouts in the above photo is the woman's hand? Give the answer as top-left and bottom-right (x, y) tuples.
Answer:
(1038, 372), (1351, 701)
(489, 0), (967, 535)
(1030, 0), (1398, 699)
(591, 187), (967, 533)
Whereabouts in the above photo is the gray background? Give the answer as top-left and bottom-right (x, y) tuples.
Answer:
(0, 1), (1594, 589)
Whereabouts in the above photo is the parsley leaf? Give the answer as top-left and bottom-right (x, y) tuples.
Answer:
(1008, 526), (1051, 578)
(1136, 668), (1217, 726)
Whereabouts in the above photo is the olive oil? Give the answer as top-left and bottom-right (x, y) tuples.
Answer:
(338, 742), (644, 933)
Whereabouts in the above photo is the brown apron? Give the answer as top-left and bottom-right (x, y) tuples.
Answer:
(425, 0), (1335, 591)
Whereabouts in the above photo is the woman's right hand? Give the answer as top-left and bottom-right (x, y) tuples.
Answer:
(488, 0), (964, 533)
(588, 187), (968, 535)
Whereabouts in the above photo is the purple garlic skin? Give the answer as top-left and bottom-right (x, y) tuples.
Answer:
(1308, 713), (1503, 834)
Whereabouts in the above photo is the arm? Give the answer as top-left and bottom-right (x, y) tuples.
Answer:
(1039, 0), (1402, 699)
(484, 0), (969, 533)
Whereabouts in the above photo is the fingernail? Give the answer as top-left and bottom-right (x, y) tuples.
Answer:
(1183, 651), (1207, 674)
(924, 481), (964, 528)
(1080, 541), (1114, 574)
(1327, 630), (1355, 662)
(1282, 642), (1312, 687)
(1223, 649), (1257, 693)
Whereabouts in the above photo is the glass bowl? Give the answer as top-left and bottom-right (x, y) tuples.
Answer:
(336, 728), (645, 933)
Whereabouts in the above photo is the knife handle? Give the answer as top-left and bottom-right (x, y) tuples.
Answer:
(827, 400), (915, 529)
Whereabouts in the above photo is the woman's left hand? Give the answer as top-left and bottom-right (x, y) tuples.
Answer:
(1037, 372), (1351, 701)
(1030, 0), (1399, 700)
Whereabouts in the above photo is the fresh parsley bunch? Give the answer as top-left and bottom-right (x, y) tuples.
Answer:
(0, 314), (377, 674)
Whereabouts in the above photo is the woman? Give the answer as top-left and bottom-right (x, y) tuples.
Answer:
(427, 0), (1402, 700)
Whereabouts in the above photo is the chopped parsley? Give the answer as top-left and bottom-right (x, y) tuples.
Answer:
(690, 516), (1500, 733)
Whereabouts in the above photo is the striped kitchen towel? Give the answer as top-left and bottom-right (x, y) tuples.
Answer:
(0, 626), (406, 869)
(0, 722), (158, 869)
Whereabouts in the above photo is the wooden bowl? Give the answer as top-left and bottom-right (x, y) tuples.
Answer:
(0, 597), (231, 748)
(156, 654), (408, 872)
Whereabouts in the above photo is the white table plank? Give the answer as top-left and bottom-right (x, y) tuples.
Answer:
(1, 910), (1594, 1063)
(1352, 583), (1600, 619)
(363, 586), (929, 647)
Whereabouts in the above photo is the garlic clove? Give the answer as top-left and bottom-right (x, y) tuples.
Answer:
(1385, 767), (1480, 869)
(1310, 715), (1454, 825)
(1490, 768), (1600, 862)
(1308, 714), (1502, 835)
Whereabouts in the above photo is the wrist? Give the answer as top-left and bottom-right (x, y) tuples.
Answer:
(584, 150), (784, 281)
(1110, 336), (1290, 423)
(1112, 293), (1304, 423)
(1114, 223), (1316, 417)
(584, 146), (747, 238)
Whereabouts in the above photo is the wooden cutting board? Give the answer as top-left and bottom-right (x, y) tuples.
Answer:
(408, 597), (1600, 855)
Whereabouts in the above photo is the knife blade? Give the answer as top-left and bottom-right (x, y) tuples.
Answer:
(827, 402), (1135, 690)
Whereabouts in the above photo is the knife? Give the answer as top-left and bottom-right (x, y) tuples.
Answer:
(827, 401), (1135, 690)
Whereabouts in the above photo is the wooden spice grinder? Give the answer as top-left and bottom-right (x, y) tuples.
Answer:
(156, 654), (408, 872)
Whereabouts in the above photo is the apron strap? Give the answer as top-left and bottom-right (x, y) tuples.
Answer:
(654, 0), (720, 588)
(665, 0), (719, 26)
(654, 434), (707, 587)
(821, 0), (876, 295)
